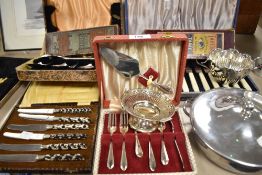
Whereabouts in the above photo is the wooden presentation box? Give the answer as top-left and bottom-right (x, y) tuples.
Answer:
(16, 25), (118, 82)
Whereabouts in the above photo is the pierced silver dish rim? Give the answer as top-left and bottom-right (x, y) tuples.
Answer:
(207, 48), (255, 71)
(120, 88), (177, 122)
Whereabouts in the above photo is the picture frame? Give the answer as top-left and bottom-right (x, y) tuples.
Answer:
(0, 0), (45, 50)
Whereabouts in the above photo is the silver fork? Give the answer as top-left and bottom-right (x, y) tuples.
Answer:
(107, 113), (117, 169)
(120, 111), (129, 171)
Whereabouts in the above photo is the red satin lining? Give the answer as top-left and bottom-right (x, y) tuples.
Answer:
(98, 113), (192, 174)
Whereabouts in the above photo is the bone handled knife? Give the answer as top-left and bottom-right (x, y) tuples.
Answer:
(0, 143), (87, 151)
(7, 124), (89, 131)
(18, 107), (91, 114)
(0, 153), (84, 162)
(4, 131), (87, 140)
(19, 113), (90, 123)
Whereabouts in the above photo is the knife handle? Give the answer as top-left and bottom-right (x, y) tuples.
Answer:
(40, 154), (84, 161)
(45, 143), (87, 150)
(58, 117), (90, 124)
(55, 107), (91, 113)
(47, 133), (87, 140)
(52, 124), (89, 130)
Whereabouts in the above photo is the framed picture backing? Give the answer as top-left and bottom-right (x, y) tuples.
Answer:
(0, 0), (45, 50)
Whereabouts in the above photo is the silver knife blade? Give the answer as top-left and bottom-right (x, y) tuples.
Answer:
(7, 124), (52, 131)
(4, 131), (44, 140)
(18, 107), (91, 114)
(0, 143), (42, 151)
(18, 108), (55, 114)
(4, 131), (87, 140)
(0, 154), (38, 162)
(18, 113), (91, 123)
(7, 124), (89, 131)
(19, 113), (56, 121)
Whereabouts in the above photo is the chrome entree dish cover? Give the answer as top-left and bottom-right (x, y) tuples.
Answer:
(187, 88), (262, 174)
(206, 48), (258, 85)
(120, 88), (176, 132)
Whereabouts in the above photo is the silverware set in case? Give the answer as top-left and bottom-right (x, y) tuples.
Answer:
(106, 111), (185, 172)
(0, 107), (93, 162)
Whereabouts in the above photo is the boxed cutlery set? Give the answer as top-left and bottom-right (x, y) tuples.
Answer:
(16, 25), (119, 82)
(0, 103), (99, 173)
(125, 0), (260, 99)
(144, 30), (260, 99)
(92, 33), (197, 174)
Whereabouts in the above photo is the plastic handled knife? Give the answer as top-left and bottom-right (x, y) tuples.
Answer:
(17, 107), (91, 114)
(19, 113), (90, 123)
(0, 143), (87, 151)
(0, 153), (84, 162)
(3, 131), (87, 140)
(7, 123), (89, 131)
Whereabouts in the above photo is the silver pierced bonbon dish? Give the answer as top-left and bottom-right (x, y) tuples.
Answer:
(121, 88), (176, 132)
(206, 48), (259, 85)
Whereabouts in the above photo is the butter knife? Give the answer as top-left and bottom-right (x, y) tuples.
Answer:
(19, 113), (90, 123)
(18, 107), (91, 114)
(0, 153), (84, 162)
(7, 124), (89, 131)
(0, 143), (87, 151)
(4, 131), (87, 140)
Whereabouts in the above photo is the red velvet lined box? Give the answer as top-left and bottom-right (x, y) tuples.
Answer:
(92, 34), (197, 174)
